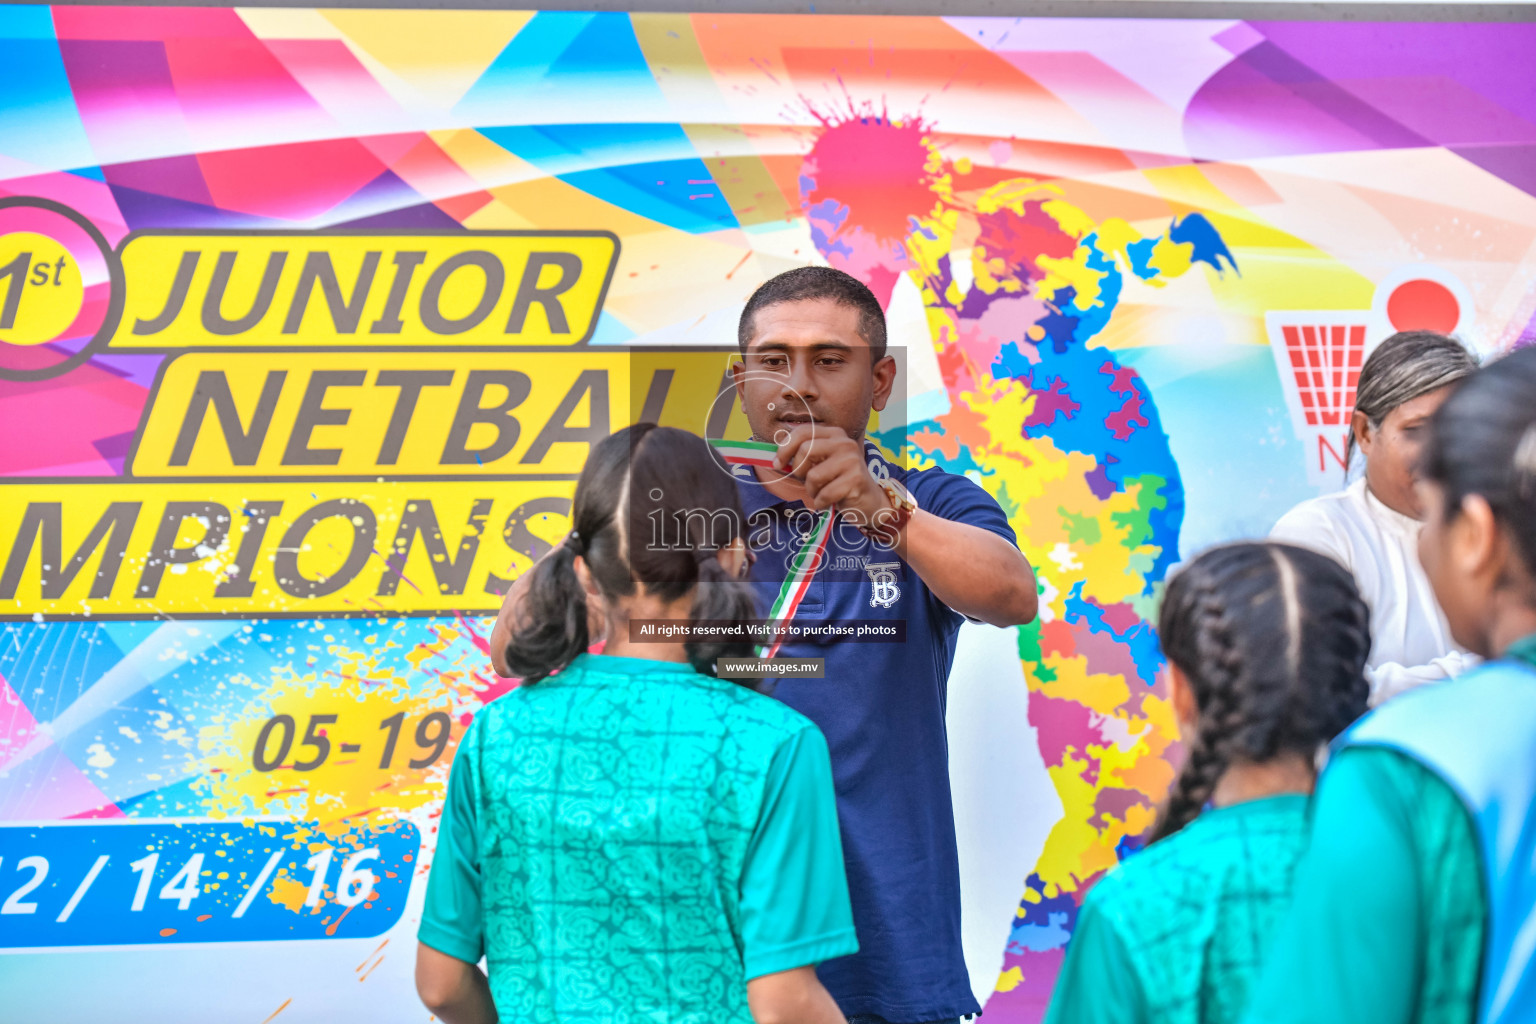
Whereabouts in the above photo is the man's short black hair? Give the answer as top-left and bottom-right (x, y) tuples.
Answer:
(737, 266), (888, 359)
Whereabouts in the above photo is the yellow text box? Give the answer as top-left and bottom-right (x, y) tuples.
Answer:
(129, 349), (746, 477)
(108, 231), (618, 349)
(0, 481), (576, 619)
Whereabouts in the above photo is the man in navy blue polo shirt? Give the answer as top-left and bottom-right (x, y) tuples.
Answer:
(490, 267), (1038, 1023)
(729, 267), (1038, 1024)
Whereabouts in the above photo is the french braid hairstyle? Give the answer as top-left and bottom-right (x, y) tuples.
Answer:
(1150, 542), (1372, 842)
(504, 424), (759, 684)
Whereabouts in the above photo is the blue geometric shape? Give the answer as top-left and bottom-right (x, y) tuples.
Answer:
(0, 622), (127, 721)
(587, 310), (635, 345)
(0, 27), (96, 171)
(0, 6), (59, 38)
(481, 123), (738, 233)
(1009, 910), (1072, 954)
(562, 157), (736, 232)
(457, 12), (667, 127)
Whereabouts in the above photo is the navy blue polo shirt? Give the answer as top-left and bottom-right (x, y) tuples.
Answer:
(736, 446), (1019, 1023)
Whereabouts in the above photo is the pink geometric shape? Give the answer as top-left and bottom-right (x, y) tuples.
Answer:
(985, 945), (1066, 1023)
(197, 138), (389, 222)
(1213, 21), (1265, 56)
(164, 35), (336, 155)
(358, 132), (429, 168)
(0, 673), (123, 822)
(0, 172), (127, 242)
(0, 357), (150, 477)
(389, 135), (494, 222)
(53, 6), (252, 41)
(262, 38), (403, 126)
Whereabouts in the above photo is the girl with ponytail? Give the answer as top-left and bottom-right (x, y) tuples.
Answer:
(1247, 345), (1536, 1024)
(500, 422), (762, 682)
(1046, 542), (1372, 1024)
(416, 426), (856, 1024)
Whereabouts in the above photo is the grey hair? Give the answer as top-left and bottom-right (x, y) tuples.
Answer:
(1347, 330), (1478, 473)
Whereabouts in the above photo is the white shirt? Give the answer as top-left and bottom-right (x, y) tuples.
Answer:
(1270, 478), (1478, 705)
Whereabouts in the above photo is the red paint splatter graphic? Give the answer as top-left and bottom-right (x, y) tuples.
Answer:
(801, 102), (935, 245)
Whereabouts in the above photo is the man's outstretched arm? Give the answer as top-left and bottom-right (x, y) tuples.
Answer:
(899, 511), (1037, 627)
(776, 423), (1037, 628)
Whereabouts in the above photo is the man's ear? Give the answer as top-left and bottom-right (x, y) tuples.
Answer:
(731, 357), (748, 414)
(870, 353), (897, 413)
(1352, 409), (1375, 457)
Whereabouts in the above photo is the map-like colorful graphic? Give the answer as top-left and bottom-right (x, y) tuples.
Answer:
(2, 9), (1534, 1023)
(806, 116), (1235, 1012)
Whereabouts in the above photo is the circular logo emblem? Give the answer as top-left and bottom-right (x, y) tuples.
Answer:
(0, 197), (123, 382)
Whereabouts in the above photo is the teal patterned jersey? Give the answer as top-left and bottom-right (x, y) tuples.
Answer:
(1046, 794), (1312, 1024)
(419, 653), (858, 1023)
(1244, 749), (1485, 1024)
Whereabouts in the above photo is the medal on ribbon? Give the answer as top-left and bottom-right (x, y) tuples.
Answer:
(709, 438), (835, 659)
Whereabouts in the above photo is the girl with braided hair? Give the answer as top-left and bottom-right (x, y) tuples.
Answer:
(1246, 345), (1536, 1024)
(1045, 542), (1372, 1024)
(415, 425), (857, 1024)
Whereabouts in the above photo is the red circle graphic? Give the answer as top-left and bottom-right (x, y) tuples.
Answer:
(1386, 278), (1460, 334)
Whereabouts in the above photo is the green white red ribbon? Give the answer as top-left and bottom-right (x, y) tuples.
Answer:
(710, 437), (835, 658)
(707, 437), (780, 469)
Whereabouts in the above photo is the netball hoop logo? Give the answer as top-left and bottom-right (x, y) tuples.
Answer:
(1265, 266), (1475, 487)
(0, 197), (123, 382)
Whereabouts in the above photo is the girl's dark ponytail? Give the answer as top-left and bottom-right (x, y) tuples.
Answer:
(502, 424), (655, 684)
(1151, 542), (1371, 842)
(686, 550), (759, 677)
(502, 536), (589, 684)
(502, 423), (759, 686)
(627, 431), (759, 683)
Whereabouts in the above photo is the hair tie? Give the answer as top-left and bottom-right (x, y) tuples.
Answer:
(564, 530), (584, 553)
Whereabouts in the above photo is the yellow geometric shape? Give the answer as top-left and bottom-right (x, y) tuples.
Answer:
(320, 11), (535, 112)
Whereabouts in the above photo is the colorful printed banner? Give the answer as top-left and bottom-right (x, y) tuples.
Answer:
(1, 7), (1533, 1022)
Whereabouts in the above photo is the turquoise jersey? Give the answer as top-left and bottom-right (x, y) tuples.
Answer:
(1248, 634), (1536, 1024)
(1045, 794), (1312, 1024)
(418, 653), (858, 1022)
(1243, 749), (1485, 1024)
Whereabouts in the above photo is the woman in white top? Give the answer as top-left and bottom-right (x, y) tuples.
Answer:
(1271, 331), (1479, 704)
